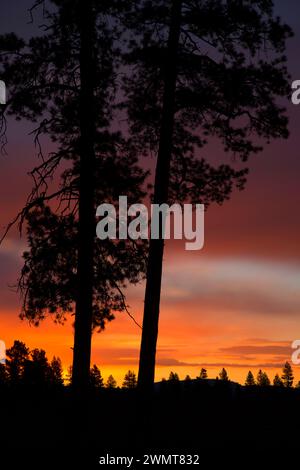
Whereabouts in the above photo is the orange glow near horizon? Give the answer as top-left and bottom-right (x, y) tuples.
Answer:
(2, 257), (300, 387)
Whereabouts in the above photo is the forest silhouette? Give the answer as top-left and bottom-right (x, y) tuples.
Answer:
(1, 339), (296, 390)
(1, 339), (300, 464)
(0, 0), (298, 462)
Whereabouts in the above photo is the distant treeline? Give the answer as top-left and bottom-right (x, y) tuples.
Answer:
(0, 340), (137, 390)
(0, 340), (298, 390)
(168, 364), (298, 388)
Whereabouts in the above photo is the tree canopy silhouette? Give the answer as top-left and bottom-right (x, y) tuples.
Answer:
(122, 370), (137, 389)
(169, 371), (180, 382)
(281, 362), (293, 388)
(106, 374), (117, 389)
(219, 368), (229, 381)
(6, 340), (30, 385)
(257, 369), (270, 387)
(245, 371), (256, 386)
(199, 368), (208, 379)
(3, 339), (64, 388)
(89, 365), (104, 389)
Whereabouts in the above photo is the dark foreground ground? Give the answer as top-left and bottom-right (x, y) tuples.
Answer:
(1, 380), (299, 467)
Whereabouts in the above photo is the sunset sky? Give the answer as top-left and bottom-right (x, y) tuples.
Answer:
(0, 0), (300, 386)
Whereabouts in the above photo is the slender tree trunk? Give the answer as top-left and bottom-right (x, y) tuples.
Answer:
(72, 0), (96, 393)
(138, 0), (182, 392)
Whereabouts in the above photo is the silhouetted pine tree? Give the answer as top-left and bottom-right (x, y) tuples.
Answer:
(273, 373), (284, 387)
(281, 362), (294, 388)
(124, 0), (292, 391)
(245, 371), (256, 386)
(49, 356), (64, 387)
(90, 365), (104, 389)
(0, 0), (148, 393)
(122, 370), (137, 389)
(169, 371), (180, 382)
(263, 373), (271, 387)
(106, 375), (117, 389)
(219, 368), (229, 381)
(23, 348), (51, 387)
(257, 370), (270, 387)
(199, 368), (208, 379)
(6, 340), (30, 385)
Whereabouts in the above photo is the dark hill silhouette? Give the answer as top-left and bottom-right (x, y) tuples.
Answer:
(0, 378), (299, 467)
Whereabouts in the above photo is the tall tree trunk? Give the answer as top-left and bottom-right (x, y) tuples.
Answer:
(138, 0), (182, 392)
(72, 0), (96, 393)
